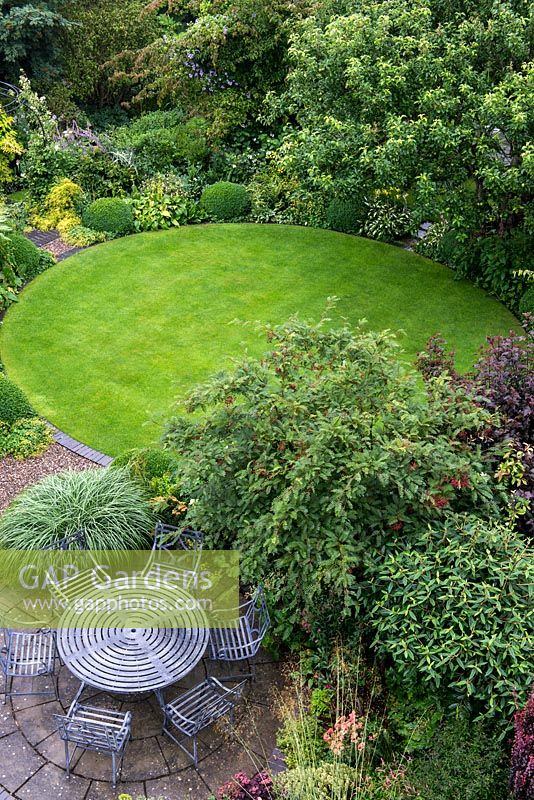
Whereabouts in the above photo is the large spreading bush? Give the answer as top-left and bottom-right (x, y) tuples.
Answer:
(200, 181), (251, 221)
(31, 178), (84, 231)
(367, 514), (533, 720)
(163, 316), (500, 646)
(0, 467), (154, 549)
(82, 197), (134, 235)
(0, 375), (36, 425)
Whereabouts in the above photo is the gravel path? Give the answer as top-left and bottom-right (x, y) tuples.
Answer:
(0, 443), (96, 512)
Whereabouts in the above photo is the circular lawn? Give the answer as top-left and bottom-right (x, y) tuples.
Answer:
(0, 224), (520, 455)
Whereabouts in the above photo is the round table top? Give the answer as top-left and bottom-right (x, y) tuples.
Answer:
(56, 585), (209, 694)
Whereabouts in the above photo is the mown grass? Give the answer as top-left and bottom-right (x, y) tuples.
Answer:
(0, 224), (519, 455)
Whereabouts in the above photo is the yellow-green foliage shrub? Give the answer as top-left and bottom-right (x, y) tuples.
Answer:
(57, 214), (82, 239)
(31, 179), (84, 231)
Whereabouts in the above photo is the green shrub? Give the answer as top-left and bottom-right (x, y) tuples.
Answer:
(200, 181), (251, 221)
(111, 447), (179, 486)
(519, 285), (534, 316)
(72, 151), (136, 201)
(82, 197), (134, 235)
(0, 467), (154, 549)
(132, 176), (196, 231)
(325, 197), (365, 234)
(367, 514), (533, 720)
(0, 375), (35, 425)
(0, 418), (53, 460)
(3, 201), (28, 232)
(37, 250), (55, 275)
(408, 716), (508, 800)
(8, 233), (41, 281)
(363, 188), (412, 242)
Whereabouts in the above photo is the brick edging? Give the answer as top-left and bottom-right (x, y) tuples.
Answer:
(46, 423), (113, 466)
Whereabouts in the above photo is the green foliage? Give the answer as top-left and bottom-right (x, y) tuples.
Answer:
(58, 0), (161, 107)
(7, 233), (40, 282)
(60, 226), (107, 247)
(82, 197), (134, 235)
(111, 447), (180, 487)
(0, 108), (23, 187)
(264, 0), (533, 300)
(162, 315), (499, 646)
(0, 374), (35, 425)
(31, 178), (84, 231)
(364, 190), (412, 243)
(37, 249), (55, 275)
(132, 175), (198, 231)
(519, 285), (534, 316)
(200, 181), (250, 220)
(367, 514), (533, 720)
(2, 201), (28, 232)
(71, 151), (136, 202)
(20, 140), (80, 204)
(0, 467), (154, 549)
(408, 716), (509, 800)
(325, 198), (364, 235)
(0, 1), (70, 82)
(0, 417), (53, 460)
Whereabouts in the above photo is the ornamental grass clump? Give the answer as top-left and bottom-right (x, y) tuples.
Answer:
(0, 467), (154, 550)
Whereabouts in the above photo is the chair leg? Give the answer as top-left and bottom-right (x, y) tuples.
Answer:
(111, 751), (117, 789)
(193, 735), (198, 768)
(64, 740), (71, 779)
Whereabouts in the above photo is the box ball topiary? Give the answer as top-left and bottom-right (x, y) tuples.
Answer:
(0, 375), (36, 425)
(326, 197), (365, 234)
(200, 181), (251, 221)
(8, 233), (41, 282)
(82, 197), (134, 235)
(519, 285), (534, 316)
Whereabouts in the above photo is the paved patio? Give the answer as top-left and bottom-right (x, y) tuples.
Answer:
(0, 653), (285, 800)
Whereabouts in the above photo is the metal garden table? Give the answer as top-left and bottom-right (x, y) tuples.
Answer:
(56, 584), (209, 707)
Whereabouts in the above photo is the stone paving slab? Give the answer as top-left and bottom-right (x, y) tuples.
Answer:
(1, 651), (284, 799)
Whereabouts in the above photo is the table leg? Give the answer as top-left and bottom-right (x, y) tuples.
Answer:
(68, 681), (86, 714)
(154, 688), (165, 709)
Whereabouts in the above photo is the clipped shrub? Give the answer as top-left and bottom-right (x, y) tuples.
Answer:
(31, 178), (85, 231)
(519, 285), (534, 316)
(82, 197), (134, 235)
(325, 197), (364, 234)
(0, 375), (35, 425)
(0, 467), (154, 550)
(408, 716), (508, 800)
(367, 514), (533, 720)
(7, 233), (41, 281)
(0, 418), (53, 460)
(200, 181), (251, 221)
(511, 688), (534, 800)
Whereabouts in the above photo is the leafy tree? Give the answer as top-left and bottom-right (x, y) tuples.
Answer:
(58, 0), (161, 107)
(262, 0), (534, 302)
(112, 0), (310, 137)
(0, 107), (23, 185)
(162, 314), (501, 644)
(0, 1), (70, 82)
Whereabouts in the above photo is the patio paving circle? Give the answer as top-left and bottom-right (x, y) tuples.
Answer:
(1, 654), (285, 800)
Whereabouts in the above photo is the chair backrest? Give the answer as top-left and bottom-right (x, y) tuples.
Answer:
(1, 629), (55, 674)
(45, 530), (88, 550)
(243, 585), (270, 641)
(153, 522), (204, 552)
(196, 678), (246, 732)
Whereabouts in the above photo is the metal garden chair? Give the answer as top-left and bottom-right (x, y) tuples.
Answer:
(162, 677), (246, 767)
(208, 585), (270, 678)
(53, 703), (132, 788)
(1, 628), (57, 703)
(152, 522), (204, 552)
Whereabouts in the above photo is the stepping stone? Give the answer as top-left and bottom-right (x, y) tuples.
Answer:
(25, 230), (58, 247)
(14, 763), (89, 800)
(0, 732), (45, 793)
